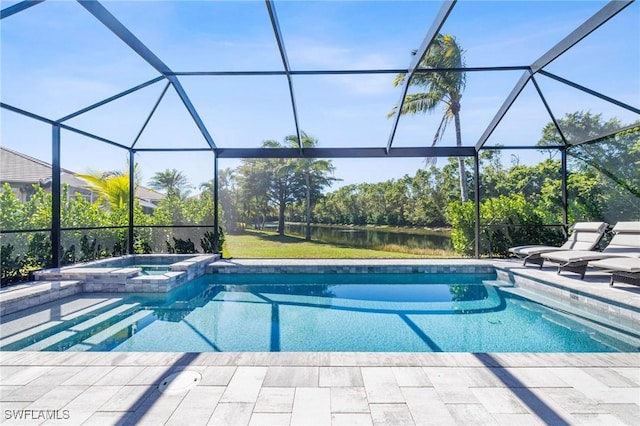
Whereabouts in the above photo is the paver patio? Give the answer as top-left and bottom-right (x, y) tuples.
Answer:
(1, 351), (638, 425)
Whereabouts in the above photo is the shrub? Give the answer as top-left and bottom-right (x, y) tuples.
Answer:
(166, 237), (197, 254)
(447, 194), (562, 257)
(1, 244), (22, 285)
(201, 226), (225, 255)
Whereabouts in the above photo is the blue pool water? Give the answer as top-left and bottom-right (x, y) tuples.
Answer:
(76, 255), (192, 269)
(138, 265), (172, 275)
(3, 273), (638, 352)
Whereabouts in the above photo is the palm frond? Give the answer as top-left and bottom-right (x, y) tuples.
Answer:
(433, 113), (451, 147)
(400, 92), (443, 115)
(76, 172), (130, 210)
(392, 73), (407, 87)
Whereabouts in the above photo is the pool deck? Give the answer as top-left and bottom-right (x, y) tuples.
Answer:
(1, 259), (639, 425)
(1, 351), (638, 425)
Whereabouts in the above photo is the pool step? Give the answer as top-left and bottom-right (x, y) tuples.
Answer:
(60, 297), (127, 322)
(18, 303), (142, 351)
(0, 280), (83, 316)
(501, 286), (640, 349)
(483, 279), (514, 288)
(68, 303), (141, 333)
(0, 321), (64, 349)
(0, 296), (127, 349)
(67, 310), (154, 351)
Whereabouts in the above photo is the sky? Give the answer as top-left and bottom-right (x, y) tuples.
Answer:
(1, 0), (638, 193)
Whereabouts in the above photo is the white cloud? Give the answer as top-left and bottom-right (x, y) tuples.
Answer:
(286, 38), (399, 96)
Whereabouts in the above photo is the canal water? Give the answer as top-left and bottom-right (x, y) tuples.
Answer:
(284, 224), (452, 251)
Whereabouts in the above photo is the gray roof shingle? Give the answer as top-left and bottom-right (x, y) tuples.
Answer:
(1, 147), (162, 203)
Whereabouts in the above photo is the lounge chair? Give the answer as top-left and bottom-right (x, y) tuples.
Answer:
(589, 257), (640, 287)
(541, 221), (640, 279)
(508, 222), (608, 268)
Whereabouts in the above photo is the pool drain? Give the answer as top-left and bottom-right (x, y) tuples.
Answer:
(158, 371), (201, 394)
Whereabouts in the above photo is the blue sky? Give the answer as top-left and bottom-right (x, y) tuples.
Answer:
(1, 0), (638, 192)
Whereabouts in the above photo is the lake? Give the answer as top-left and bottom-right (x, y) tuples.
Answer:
(284, 223), (452, 252)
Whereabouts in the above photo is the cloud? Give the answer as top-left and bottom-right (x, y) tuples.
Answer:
(287, 37), (398, 69)
(286, 38), (399, 96)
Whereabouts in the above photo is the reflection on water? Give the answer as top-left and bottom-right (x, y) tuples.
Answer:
(329, 283), (487, 303)
(4, 272), (637, 353)
(284, 224), (452, 251)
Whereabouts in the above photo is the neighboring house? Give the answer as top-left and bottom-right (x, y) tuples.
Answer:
(0, 146), (163, 213)
(135, 185), (164, 214)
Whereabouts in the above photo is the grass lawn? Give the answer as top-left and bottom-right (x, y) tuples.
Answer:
(293, 222), (451, 236)
(223, 229), (447, 258)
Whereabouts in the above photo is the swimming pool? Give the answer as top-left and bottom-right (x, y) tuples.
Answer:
(2, 273), (638, 352)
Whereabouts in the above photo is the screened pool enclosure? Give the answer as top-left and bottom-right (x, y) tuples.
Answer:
(1, 0), (638, 283)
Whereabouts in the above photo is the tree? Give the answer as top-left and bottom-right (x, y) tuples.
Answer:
(313, 185), (365, 225)
(389, 34), (468, 202)
(405, 167), (448, 226)
(235, 133), (336, 237)
(0, 183), (24, 231)
(538, 111), (640, 220)
(76, 170), (132, 211)
(259, 139), (306, 236)
(237, 148), (276, 231)
(148, 168), (192, 199)
(286, 132), (337, 240)
(201, 168), (239, 233)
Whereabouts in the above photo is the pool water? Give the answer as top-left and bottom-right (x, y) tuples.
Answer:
(139, 265), (172, 275)
(75, 255), (192, 269)
(2, 274), (638, 352)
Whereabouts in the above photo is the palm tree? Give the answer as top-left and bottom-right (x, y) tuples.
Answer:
(389, 34), (468, 202)
(200, 168), (236, 195)
(286, 132), (337, 240)
(77, 171), (130, 210)
(149, 168), (192, 199)
(76, 161), (140, 210)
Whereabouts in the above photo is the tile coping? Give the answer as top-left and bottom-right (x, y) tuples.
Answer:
(0, 350), (637, 368)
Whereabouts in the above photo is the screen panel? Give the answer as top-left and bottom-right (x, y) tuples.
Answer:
(0, 0), (159, 119)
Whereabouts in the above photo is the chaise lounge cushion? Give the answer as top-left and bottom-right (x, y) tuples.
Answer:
(541, 221), (640, 278)
(509, 222), (608, 266)
(541, 249), (640, 264)
(543, 221), (640, 261)
(589, 256), (640, 286)
(589, 257), (640, 273)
